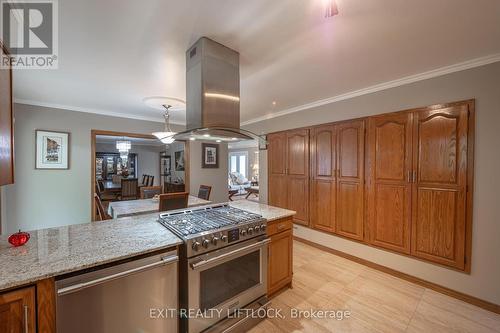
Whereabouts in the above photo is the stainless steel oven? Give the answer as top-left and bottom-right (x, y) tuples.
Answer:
(186, 235), (269, 333)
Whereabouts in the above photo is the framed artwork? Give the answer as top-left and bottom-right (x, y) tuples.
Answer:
(35, 130), (70, 169)
(175, 151), (185, 171)
(202, 143), (219, 168)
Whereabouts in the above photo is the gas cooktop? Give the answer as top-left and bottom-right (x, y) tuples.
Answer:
(158, 204), (267, 257)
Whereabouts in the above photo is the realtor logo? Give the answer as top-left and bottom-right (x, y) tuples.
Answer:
(1, 0), (58, 69)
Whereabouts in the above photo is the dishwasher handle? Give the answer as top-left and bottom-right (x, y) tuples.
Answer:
(57, 254), (178, 296)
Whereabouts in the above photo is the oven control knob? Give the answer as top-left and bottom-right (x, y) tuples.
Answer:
(212, 236), (219, 246)
(247, 227), (254, 235)
(240, 229), (247, 236)
(202, 239), (210, 249)
(254, 225), (260, 232)
(221, 235), (228, 242)
(192, 241), (201, 251)
(260, 224), (266, 231)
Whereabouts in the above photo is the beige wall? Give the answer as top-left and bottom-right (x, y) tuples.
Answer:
(2, 104), (170, 233)
(244, 62), (500, 305)
(189, 141), (228, 204)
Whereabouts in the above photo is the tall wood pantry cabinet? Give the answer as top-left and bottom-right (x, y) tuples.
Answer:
(310, 120), (365, 241)
(267, 100), (474, 271)
(268, 129), (309, 225)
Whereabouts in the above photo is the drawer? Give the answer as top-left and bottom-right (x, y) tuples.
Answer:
(267, 218), (293, 236)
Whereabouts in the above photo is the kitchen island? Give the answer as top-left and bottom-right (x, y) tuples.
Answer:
(0, 201), (295, 332)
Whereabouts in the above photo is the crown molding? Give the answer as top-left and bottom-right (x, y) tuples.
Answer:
(13, 99), (186, 125)
(241, 53), (500, 126)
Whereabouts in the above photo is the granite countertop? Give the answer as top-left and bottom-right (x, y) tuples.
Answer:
(228, 201), (296, 221)
(0, 213), (182, 291)
(0, 201), (295, 292)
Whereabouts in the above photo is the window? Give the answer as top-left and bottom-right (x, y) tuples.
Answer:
(229, 151), (248, 178)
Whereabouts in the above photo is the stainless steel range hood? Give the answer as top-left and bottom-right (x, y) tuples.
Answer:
(172, 37), (265, 144)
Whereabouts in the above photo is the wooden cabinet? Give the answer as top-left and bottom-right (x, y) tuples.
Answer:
(0, 43), (14, 186)
(267, 100), (474, 272)
(410, 104), (470, 270)
(267, 218), (293, 296)
(268, 132), (288, 209)
(286, 129), (309, 225)
(310, 120), (365, 240)
(268, 130), (309, 226)
(0, 287), (36, 333)
(366, 113), (413, 253)
(335, 120), (365, 240)
(310, 125), (336, 233)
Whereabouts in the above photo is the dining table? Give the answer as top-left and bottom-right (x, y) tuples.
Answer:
(107, 195), (211, 219)
(102, 180), (122, 192)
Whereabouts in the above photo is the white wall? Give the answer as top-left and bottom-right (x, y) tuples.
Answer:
(244, 62), (500, 305)
(95, 143), (163, 186)
(189, 141), (228, 204)
(2, 104), (172, 233)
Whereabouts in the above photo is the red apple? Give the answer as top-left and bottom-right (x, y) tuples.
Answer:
(8, 230), (30, 247)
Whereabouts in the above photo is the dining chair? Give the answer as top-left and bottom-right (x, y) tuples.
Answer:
(94, 193), (112, 221)
(141, 174), (147, 186)
(158, 192), (189, 212)
(120, 178), (138, 200)
(140, 186), (162, 199)
(198, 185), (212, 201)
(148, 175), (155, 187)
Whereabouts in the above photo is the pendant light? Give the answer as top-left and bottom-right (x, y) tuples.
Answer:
(152, 104), (176, 144)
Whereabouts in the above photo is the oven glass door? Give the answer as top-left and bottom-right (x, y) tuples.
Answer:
(200, 250), (260, 311)
(187, 236), (268, 333)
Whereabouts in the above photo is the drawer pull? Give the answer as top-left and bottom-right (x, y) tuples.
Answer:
(277, 224), (286, 230)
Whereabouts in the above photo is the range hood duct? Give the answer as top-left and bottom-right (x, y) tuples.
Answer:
(172, 37), (265, 145)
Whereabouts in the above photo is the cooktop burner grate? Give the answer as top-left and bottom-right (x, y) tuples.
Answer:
(158, 205), (263, 237)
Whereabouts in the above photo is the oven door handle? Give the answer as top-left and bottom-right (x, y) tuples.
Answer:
(190, 239), (270, 270)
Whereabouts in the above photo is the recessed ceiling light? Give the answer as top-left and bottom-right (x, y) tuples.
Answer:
(272, 101), (277, 106)
(190, 137), (196, 141)
(216, 140), (222, 143)
(203, 134), (210, 138)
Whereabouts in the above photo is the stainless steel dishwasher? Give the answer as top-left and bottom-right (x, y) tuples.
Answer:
(56, 250), (178, 333)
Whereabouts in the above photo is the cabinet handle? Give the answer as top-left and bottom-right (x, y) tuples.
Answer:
(278, 223), (286, 230)
(24, 305), (28, 333)
(407, 171), (411, 183)
(412, 171), (417, 183)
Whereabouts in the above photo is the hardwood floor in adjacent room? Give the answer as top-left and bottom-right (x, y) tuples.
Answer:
(249, 241), (500, 333)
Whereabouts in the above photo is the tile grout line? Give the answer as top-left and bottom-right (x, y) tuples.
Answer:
(404, 287), (426, 332)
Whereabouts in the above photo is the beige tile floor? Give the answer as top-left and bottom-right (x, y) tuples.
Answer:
(248, 241), (500, 333)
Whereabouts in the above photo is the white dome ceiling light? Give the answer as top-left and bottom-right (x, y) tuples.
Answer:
(143, 97), (185, 145)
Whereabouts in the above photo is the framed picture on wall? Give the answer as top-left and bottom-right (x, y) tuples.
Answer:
(35, 130), (70, 169)
(175, 151), (185, 171)
(202, 143), (219, 168)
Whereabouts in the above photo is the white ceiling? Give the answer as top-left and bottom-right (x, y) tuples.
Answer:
(13, 0), (500, 125)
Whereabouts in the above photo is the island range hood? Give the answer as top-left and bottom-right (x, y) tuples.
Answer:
(171, 37), (265, 144)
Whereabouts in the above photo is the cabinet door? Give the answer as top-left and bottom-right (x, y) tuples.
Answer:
(268, 132), (288, 208)
(0, 287), (36, 333)
(411, 105), (469, 269)
(0, 44), (14, 186)
(310, 125), (336, 233)
(286, 129), (310, 226)
(366, 113), (413, 253)
(336, 120), (365, 240)
(268, 229), (293, 295)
